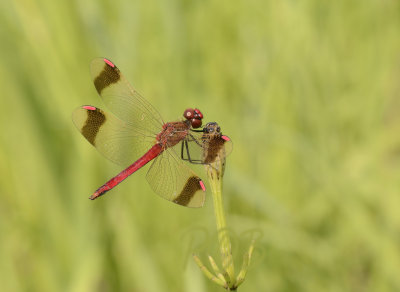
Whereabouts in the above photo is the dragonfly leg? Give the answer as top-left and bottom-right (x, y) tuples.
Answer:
(188, 133), (204, 147)
(180, 140), (186, 160)
(181, 140), (203, 164)
(190, 128), (204, 133)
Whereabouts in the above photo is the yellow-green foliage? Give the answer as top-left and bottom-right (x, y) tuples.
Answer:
(1, 0), (400, 291)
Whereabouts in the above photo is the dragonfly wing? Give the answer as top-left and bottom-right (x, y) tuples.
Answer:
(146, 148), (206, 208)
(90, 58), (164, 137)
(72, 105), (156, 167)
(202, 134), (232, 164)
(179, 131), (233, 164)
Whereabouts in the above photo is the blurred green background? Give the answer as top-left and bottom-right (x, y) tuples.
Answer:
(1, 0), (400, 291)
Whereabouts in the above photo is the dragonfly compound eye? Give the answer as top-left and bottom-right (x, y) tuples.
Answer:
(204, 122), (219, 133)
(193, 108), (203, 120)
(191, 118), (202, 129)
(183, 108), (195, 120)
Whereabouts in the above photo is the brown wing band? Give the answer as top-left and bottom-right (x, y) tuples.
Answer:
(203, 136), (225, 164)
(174, 176), (203, 206)
(93, 62), (121, 94)
(81, 108), (106, 145)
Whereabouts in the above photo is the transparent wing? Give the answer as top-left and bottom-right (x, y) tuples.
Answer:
(178, 131), (233, 164)
(90, 58), (164, 137)
(72, 105), (156, 167)
(146, 148), (206, 208)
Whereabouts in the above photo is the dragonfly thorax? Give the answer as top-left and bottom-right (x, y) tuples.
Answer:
(157, 121), (191, 148)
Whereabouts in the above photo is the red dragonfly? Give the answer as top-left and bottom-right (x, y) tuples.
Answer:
(73, 58), (211, 207)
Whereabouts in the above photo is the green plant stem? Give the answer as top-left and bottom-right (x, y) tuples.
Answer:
(206, 154), (235, 287)
(193, 134), (253, 290)
(193, 254), (226, 287)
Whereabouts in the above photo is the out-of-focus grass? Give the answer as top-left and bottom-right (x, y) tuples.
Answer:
(1, 0), (400, 291)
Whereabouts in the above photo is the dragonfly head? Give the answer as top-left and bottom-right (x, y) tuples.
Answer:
(203, 122), (221, 134)
(183, 108), (203, 129)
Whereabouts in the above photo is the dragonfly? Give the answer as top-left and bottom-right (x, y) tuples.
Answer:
(73, 58), (229, 207)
